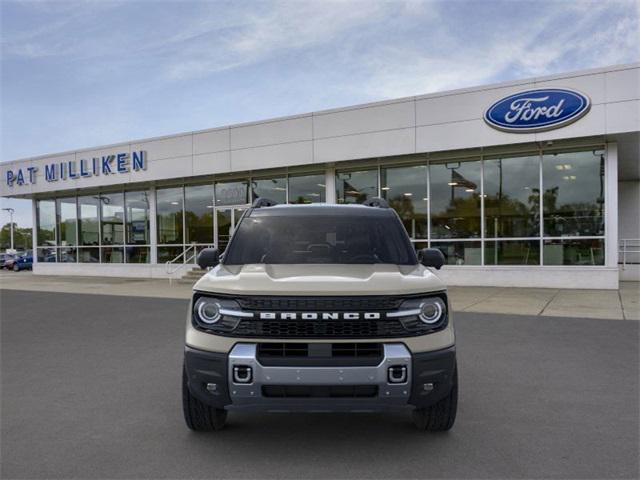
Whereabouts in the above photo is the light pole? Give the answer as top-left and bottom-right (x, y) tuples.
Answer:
(2, 207), (15, 251)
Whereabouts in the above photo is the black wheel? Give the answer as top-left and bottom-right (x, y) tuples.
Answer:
(182, 366), (227, 431)
(412, 365), (458, 431)
(13, 264), (19, 272)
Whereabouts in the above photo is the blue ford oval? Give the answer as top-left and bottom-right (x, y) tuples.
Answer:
(484, 88), (591, 132)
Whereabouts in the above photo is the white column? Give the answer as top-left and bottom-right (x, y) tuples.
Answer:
(149, 186), (158, 264)
(605, 142), (618, 270)
(325, 164), (336, 204)
(31, 199), (37, 264)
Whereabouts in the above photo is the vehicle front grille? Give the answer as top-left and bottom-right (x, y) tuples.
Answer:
(235, 296), (404, 311)
(233, 319), (408, 339)
(262, 385), (378, 398)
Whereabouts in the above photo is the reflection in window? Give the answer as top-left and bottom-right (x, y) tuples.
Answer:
(215, 180), (248, 206)
(78, 196), (100, 246)
(431, 241), (482, 265)
(37, 246), (57, 262)
(288, 173), (325, 204)
(430, 160), (481, 239)
(37, 200), (56, 246)
(126, 246), (150, 264)
(56, 198), (77, 246)
(485, 240), (540, 265)
(58, 246), (76, 263)
(336, 169), (378, 204)
(77, 247), (99, 263)
(252, 177), (287, 204)
(158, 246), (183, 263)
(125, 191), (150, 245)
(484, 155), (540, 238)
(381, 165), (428, 239)
(156, 187), (183, 244)
(100, 193), (124, 245)
(543, 238), (604, 265)
(102, 246), (124, 263)
(542, 150), (605, 237)
(185, 184), (214, 244)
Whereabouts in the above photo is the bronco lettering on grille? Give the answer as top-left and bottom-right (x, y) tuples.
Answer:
(258, 312), (382, 320)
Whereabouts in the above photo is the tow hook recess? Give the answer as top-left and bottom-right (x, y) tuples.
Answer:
(233, 365), (253, 384)
(388, 365), (407, 384)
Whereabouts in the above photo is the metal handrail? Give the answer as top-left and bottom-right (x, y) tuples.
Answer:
(166, 243), (200, 284)
(619, 238), (640, 269)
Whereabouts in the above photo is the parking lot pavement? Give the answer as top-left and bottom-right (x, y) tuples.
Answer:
(1, 290), (638, 479)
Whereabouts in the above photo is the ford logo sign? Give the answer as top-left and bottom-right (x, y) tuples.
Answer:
(484, 88), (591, 133)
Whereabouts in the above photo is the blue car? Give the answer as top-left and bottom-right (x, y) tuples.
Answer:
(13, 253), (33, 271)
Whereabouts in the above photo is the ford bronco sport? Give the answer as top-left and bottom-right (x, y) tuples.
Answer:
(182, 198), (457, 431)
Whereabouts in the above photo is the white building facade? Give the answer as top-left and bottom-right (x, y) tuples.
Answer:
(2, 63), (639, 289)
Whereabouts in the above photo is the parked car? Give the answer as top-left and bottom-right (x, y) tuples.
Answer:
(12, 252), (33, 271)
(2, 254), (17, 270)
(183, 198), (456, 432)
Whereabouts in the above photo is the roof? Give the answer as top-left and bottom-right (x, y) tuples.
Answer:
(248, 203), (395, 217)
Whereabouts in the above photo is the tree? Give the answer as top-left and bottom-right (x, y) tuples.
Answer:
(0, 223), (32, 251)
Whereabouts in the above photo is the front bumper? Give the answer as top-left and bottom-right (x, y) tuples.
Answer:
(184, 343), (455, 412)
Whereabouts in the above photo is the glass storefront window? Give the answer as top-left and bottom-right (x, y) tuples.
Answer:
(101, 246), (124, 263)
(543, 238), (604, 265)
(156, 187), (183, 244)
(78, 196), (100, 246)
(157, 246), (184, 264)
(485, 240), (540, 265)
(484, 155), (540, 238)
(431, 241), (482, 265)
(288, 173), (325, 204)
(126, 246), (150, 264)
(36, 200), (56, 246)
(252, 177), (287, 204)
(336, 169), (378, 204)
(430, 160), (481, 239)
(542, 150), (605, 237)
(185, 184), (214, 244)
(58, 246), (76, 263)
(381, 165), (428, 239)
(77, 247), (99, 263)
(215, 180), (248, 206)
(56, 198), (77, 246)
(125, 191), (150, 245)
(100, 192), (124, 245)
(37, 246), (56, 262)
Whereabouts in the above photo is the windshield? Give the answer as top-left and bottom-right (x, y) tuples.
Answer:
(223, 212), (417, 265)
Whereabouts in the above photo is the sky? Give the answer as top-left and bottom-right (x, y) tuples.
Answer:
(1, 0), (639, 228)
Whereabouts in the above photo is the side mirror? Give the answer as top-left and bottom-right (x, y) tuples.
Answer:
(418, 248), (445, 270)
(197, 248), (220, 270)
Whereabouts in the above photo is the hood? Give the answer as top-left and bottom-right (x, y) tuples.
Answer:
(193, 264), (445, 296)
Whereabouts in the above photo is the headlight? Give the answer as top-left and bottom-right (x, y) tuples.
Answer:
(194, 297), (221, 324)
(191, 295), (248, 332)
(418, 297), (446, 324)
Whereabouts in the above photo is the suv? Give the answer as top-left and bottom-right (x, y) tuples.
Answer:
(183, 198), (457, 432)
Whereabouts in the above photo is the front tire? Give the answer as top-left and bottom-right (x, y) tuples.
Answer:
(13, 264), (19, 272)
(182, 366), (227, 431)
(412, 365), (458, 431)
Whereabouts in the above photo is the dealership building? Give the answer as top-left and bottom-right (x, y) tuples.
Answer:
(1, 63), (638, 289)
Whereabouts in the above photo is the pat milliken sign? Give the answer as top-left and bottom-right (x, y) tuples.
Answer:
(484, 88), (591, 133)
(5, 151), (147, 187)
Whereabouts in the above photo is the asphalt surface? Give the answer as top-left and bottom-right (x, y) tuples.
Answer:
(1, 290), (638, 479)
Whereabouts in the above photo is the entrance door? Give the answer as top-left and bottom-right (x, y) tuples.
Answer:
(215, 207), (248, 252)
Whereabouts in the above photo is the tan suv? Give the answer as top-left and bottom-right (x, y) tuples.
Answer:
(182, 198), (457, 431)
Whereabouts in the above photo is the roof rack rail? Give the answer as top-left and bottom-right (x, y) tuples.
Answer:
(252, 198), (278, 208)
(362, 197), (389, 208)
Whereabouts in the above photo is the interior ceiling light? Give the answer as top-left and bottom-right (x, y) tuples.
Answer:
(381, 187), (390, 190)
(447, 182), (458, 186)
(403, 193), (413, 196)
